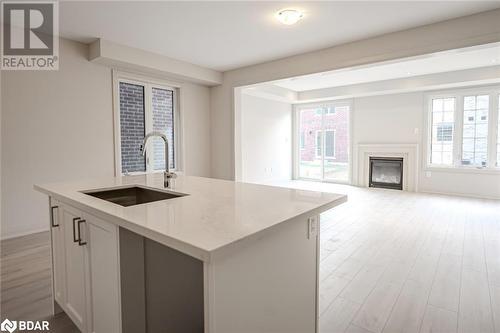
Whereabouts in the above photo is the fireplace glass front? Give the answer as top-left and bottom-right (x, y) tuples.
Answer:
(369, 157), (403, 190)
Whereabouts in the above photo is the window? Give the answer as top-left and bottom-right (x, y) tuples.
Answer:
(151, 88), (175, 171)
(427, 87), (500, 170)
(315, 130), (335, 158)
(325, 107), (336, 115)
(316, 107), (336, 115)
(461, 95), (489, 166)
(437, 124), (453, 142)
(119, 82), (146, 173)
(325, 130), (335, 159)
(115, 73), (178, 175)
(300, 131), (305, 150)
(430, 98), (454, 165)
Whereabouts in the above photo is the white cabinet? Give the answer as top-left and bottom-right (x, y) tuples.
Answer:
(49, 199), (66, 306)
(86, 215), (121, 333)
(50, 201), (121, 333)
(61, 204), (90, 332)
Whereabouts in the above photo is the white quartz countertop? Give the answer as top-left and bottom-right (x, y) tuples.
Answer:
(35, 174), (346, 261)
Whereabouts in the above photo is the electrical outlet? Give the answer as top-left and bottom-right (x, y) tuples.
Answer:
(308, 217), (318, 239)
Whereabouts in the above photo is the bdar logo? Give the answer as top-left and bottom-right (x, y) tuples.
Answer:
(0, 319), (17, 333)
(0, 319), (49, 332)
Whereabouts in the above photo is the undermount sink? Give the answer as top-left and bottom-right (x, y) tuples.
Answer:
(82, 186), (187, 207)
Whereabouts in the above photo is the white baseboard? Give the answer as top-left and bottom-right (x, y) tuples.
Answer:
(419, 189), (500, 201)
(0, 227), (50, 241)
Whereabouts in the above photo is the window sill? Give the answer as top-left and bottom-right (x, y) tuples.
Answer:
(424, 165), (500, 175)
(122, 170), (181, 176)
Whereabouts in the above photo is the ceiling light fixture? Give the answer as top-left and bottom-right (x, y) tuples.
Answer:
(276, 9), (304, 25)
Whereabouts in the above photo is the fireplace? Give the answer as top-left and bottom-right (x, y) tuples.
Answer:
(369, 157), (403, 190)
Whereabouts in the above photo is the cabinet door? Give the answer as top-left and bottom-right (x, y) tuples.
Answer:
(85, 214), (121, 333)
(62, 205), (88, 332)
(50, 199), (66, 306)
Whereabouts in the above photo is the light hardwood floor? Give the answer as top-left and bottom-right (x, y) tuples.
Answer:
(1, 182), (499, 333)
(0, 231), (79, 332)
(279, 181), (500, 333)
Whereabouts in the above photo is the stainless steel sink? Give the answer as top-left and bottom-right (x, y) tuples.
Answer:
(82, 186), (187, 207)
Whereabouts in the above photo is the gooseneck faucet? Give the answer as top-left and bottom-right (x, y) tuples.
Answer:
(139, 131), (176, 188)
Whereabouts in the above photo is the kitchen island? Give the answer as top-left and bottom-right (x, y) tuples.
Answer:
(35, 174), (346, 333)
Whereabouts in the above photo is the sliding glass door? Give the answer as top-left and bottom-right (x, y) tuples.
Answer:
(298, 106), (322, 179)
(297, 101), (350, 183)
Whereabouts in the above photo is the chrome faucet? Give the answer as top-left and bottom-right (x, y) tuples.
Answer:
(139, 131), (176, 188)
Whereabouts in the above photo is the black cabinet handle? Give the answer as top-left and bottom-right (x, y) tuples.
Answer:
(72, 217), (81, 243)
(50, 206), (59, 227)
(77, 219), (87, 246)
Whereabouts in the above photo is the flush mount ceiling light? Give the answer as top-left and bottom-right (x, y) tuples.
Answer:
(276, 9), (304, 25)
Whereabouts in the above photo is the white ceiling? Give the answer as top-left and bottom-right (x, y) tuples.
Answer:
(271, 43), (500, 92)
(58, 1), (500, 71)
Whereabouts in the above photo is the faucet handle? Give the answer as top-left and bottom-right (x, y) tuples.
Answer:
(163, 171), (176, 188)
(165, 171), (177, 179)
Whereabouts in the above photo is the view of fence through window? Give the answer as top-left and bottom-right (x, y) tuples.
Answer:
(298, 103), (350, 182)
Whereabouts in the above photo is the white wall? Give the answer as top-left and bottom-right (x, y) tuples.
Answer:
(1, 38), (211, 239)
(240, 93), (292, 183)
(210, 9), (500, 181)
(352, 92), (500, 199)
(353, 93), (423, 145)
(181, 82), (212, 177)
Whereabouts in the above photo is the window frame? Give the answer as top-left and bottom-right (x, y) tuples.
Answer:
(428, 96), (457, 167)
(112, 70), (183, 176)
(314, 130), (336, 159)
(315, 130), (322, 159)
(322, 129), (336, 159)
(424, 85), (500, 174)
(461, 94), (490, 167)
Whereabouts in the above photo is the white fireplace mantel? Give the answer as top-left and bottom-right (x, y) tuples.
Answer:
(353, 143), (419, 192)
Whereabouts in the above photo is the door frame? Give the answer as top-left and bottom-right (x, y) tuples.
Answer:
(292, 100), (353, 184)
